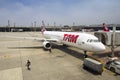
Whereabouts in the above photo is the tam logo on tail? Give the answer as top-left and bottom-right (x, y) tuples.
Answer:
(41, 21), (46, 34)
(102, 23), (109, 32)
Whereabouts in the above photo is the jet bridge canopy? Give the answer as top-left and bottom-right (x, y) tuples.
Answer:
(94, 32), (120, 46)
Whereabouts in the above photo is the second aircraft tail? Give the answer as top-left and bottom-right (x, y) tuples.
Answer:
(102, 23), (109, 32)
(41, 21), (46, 34)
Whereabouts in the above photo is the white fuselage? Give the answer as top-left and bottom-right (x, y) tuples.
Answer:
(43, 31), (105, 52)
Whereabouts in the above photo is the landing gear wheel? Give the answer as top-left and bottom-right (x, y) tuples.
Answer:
(110, 67), (115, 73)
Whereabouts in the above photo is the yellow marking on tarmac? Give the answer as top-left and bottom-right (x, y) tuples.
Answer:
(87, 51), (94, 55)
(103, 67), (116, 75)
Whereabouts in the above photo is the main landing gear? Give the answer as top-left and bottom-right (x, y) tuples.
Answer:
(84, 51), (88, 58)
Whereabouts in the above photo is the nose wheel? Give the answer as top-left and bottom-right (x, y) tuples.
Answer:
(84, 51), (88, 58)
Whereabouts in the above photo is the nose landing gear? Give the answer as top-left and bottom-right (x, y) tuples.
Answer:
(84, 51), (88, 58)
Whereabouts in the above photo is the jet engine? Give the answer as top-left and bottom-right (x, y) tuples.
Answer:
(43, 41), (51, 49)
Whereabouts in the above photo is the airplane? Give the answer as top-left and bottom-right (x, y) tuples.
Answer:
(41, 21), (105, 55)
(4, 21), (106, 57)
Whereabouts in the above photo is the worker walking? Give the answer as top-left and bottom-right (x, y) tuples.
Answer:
(26, 60), (31, 70)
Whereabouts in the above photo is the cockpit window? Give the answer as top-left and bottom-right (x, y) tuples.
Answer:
(87, 39), (99, 43)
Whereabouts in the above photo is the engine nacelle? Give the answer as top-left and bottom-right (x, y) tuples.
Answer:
(43, 41), (51, 49)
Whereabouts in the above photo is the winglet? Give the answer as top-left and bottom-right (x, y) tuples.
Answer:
(102, 23), (109, 32)
(41, 21), (46, 34)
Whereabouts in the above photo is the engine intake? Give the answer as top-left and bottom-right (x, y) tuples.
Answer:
(43, 41), (51, 49)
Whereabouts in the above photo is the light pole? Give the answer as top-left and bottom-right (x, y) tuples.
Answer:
(111, 25), (116, 57)
(34, 21), (36, 32)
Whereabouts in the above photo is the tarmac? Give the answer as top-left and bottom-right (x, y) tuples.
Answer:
(0, 32), (120, 80)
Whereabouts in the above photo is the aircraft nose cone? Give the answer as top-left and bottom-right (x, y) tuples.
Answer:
(99, 44), (106, 51)
(96, 43), (106, 52)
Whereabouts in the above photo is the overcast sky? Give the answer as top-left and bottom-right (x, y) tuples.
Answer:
(0, 0), (120, 26)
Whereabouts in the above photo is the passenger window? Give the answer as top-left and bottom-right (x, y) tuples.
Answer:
(87, 39), (89, 42)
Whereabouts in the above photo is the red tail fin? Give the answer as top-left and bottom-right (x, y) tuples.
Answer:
(41, 21), (46, 34)
(102, 23), (109, 32)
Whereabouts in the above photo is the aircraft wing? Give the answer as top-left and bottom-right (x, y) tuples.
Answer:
(4, 36), (59, 42)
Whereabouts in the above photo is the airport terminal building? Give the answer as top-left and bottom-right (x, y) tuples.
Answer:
(0, 24), (120, 32)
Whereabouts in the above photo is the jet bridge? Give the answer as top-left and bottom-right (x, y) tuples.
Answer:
(94, 32), (120, 46)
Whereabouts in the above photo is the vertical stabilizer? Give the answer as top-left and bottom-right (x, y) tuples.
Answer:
(102, 23), (109, 32)
(41, 21), (46, 34)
